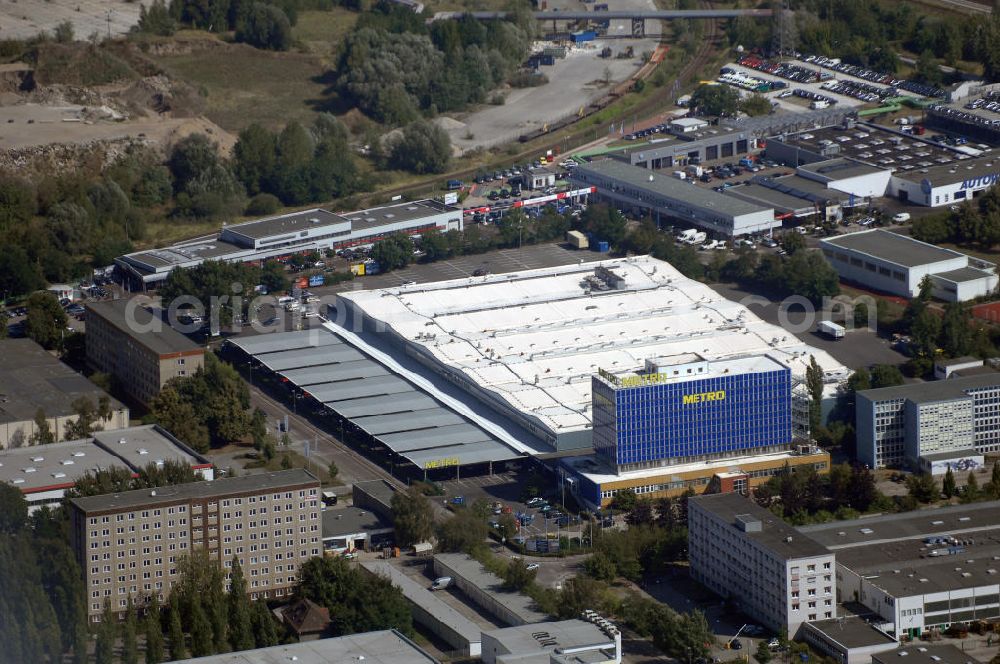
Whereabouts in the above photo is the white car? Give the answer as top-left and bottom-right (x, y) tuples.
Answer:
(893, 212), (911, 223)
(526, 563), (540, 571)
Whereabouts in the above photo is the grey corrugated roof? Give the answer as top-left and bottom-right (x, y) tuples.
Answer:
(261, 345), (365, 371)
(691, 493), (830, 560)
(70, 469), (318, 513)
(797, 158), (886, 180)
(805, 617), (897, 649)
(170, 630), (439, 664)
(405, 441), (520, 466)
(380, 424), (496, 452)
(281, 361), (388, 386)
(932, 266), (995, 283)
(857, 373), (1000, 405)
(223, 209), (348, 240)
(329, 393), (439, 418)
(572, 159), (771, 218)
(353, 409), (466, 435)
(230, 330), (342, 355)
(723, 185), (819, 215)
(307, 375), (414, 402)
(821, 230), (964, 268)
(86, 300), (201, 356)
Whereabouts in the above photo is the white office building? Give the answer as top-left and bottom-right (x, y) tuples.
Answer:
(820, 230), (998, 302)
(689, 493), (836, 638)
(856, 374), (1000, 469)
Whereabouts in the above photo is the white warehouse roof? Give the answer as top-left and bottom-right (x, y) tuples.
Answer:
(337, 256), (849, 440)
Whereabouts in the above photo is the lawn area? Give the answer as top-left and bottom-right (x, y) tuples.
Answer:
(154, 45), (331, 132)
(292, 8), (359, 54)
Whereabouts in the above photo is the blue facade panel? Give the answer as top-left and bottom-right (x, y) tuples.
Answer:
(595, 367), (791, 466)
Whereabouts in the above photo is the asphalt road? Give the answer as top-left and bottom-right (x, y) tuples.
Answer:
(706, 281), (909, 370)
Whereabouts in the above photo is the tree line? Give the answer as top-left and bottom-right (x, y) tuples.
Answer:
(912, 189), (1000, 250)
(335, 3), (534, 125)
(726, 0), (1000, 85)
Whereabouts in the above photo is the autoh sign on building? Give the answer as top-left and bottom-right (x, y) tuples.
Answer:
(959, 173), (1000, 190)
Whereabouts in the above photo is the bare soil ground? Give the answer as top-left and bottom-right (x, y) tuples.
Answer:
(0, 0), (142, 41)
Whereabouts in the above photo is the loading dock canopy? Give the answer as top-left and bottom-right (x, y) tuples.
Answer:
(229, 330), (522, 469)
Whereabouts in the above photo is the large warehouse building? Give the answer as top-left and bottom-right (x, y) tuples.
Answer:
(116, 200), (462, 289)
(799, 501), (1000, 640)
(335, 256), (849, 453)
(820, 230), (998, 302)
(569, 159), (779, 237)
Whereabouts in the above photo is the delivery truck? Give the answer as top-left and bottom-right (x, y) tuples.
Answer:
(818, 320), (846, 339)
(566, 230), (589, 249)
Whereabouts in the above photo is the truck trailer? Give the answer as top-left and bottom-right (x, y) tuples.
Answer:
(817, 320), (846, 339)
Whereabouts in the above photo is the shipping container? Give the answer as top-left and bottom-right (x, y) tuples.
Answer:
(571, 30), (597, 42)
(308, 274), (325, 287)
(295, 277), (308, 289)
(540, 54), (556, 66)
(566, 230), (589, 249)
(365, 260), (381, 275)
(596, 240), (610, 252)
(818, 320), (845, 339)
(349, 263), (366, 276)
(543, 46), (567, 58)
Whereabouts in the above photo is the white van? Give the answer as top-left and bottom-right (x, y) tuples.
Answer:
(430, 577), (452, 591)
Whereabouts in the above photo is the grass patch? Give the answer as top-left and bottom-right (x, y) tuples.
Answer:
(292, 8), (359, 54)
(153, 45), (330, 132)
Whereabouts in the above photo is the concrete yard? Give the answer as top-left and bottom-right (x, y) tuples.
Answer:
(443, 0), (660, 154)
(0, 0), (141, 40)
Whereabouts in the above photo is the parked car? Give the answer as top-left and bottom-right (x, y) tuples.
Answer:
(526, 562), (540, 571)
(892, 212), (911, 223)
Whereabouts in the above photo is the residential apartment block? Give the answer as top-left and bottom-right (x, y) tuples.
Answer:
(689, 493), (836, 637)
(856, 375), (1000, 470)
(68, 469), (321, 621)
(86, 299), (205, 406)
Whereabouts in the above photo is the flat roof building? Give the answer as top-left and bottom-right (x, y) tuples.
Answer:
(689, 493), (836, 637)
(872, 645), (982, 664)
(86, 299), (206, 406)
(362, 560), (482, 657)
(570, 159), (778, 237)
(321, 505), (393, 553)
(170, 629), (439, 664)
(336, 256), (848, 452)
(890, 158), (1000, 208)
(68, 469), (320, 620)
(820, 230), (998, 302)
(800, 616), (898, 664)
(0, 424), (212, 512)
(116, 200), (462, 288)
(855, 373), (1000, 468)
(0, 338), (129, 449)
(433, 553), (548, 626)
(799, 502), (1000, 640)
(481, 617), (622, 664)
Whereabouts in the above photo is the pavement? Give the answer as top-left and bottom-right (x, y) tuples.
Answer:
(442, 0), (658, 153)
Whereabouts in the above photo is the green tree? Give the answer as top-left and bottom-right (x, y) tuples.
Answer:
(227, 557), (254, 651)
(95, 599), (116, 664)
(25, 291), (68, 351)
(870, 364), (904, 389)
(501, 558), (538, 591)
(30, 408), (55, 446)
(964, 471), (981, 502)
(259, 259), (289, 294)
(64, 396), (101, 440)
(233, 124), (277, 196)
(136, 0), (177, 35)
(297, 556), (412, 636)
(942, 467), (957, 499)
(0, 482), (28, 534)
(0, 174), (36, 234)
(584, 550), (618, 582)
(906, 472), (940, 503)
(371, 233), (415, 272)
(739, 94), (773, 117)
(756, 639), (773, 664)
(914, 49), (943, 87)
(188, 598), (213, 657)
(806, 355), (824, 435)
(690, 83), (739, 116)
(781, 230), (806, 255)
(168, 593), (187, 660)
(145, 593), (164, 664)
(391, 486), (435, 547)
(235, 2), (293, 51)
(389, 120), (452, 174)
(122, 595), (139, 664)
(436, 508), (489, 552)
(940, 302), (973, 357)
(251, 600), (279, 647)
